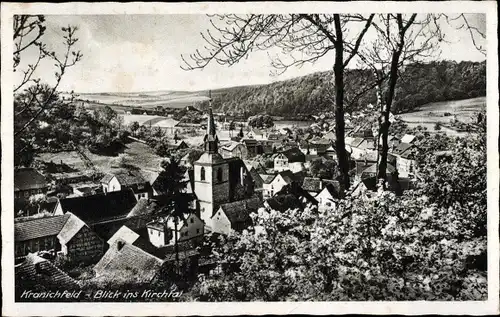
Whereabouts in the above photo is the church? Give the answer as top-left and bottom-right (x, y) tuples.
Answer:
(193, 103), (256, 229)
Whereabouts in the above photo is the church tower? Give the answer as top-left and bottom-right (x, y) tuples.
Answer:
(193, 92), (231, 228)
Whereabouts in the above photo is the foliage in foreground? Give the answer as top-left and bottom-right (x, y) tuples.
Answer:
(189, 129), (487, 301)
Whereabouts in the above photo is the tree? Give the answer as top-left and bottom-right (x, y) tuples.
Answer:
(308, 157), (337, 179)
(181, 13), (376, 192)
(14, 16), (83, 136)
(155, 158), (193, 267)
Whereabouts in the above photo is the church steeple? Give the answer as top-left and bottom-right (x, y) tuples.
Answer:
(204, 91), (219, 153)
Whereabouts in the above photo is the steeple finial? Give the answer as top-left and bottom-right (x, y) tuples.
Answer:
(204, 90), (218, 153)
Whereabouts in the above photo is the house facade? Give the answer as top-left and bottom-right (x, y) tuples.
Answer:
(146, 213), (204, 248)
(100, 171), (152, 200)
(211, 197), (262, 235)
(14, 168), (49, 200)
(219, 142), (248, 160)
(14, 213), (104, 262)
(274, 147), (306, 173)
(315, 186), (338, 211)
(262, 171), (295, 200)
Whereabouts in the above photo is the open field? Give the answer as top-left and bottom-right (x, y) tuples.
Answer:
(398, 97), (485, 136)
(37, 141), (164, 175)
(74, 90), (210, 112)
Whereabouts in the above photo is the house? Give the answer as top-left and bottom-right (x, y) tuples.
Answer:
(352, 175), (403, 196)
(173, 140), (189, 151)
(151, 118), (180, 135)
(219, 141), (248, 160)
(15, 253), (81, 294)
(100, 170), (152, 200)
(392, 142), (418, 178)
(345, 137), (377, 160)
(211, 197), (262, 235)
(248, 168), (264, 198)
(146, 213), (204, 248)
(107, 225), (158, 256)
(361, 162), (396, 180)
(14, 213), (104, 261)
(54, 190), (138, 240)
(247, 128), (266, 140)
(315, 183), (340, 211)
(242, 138), (261, 157)
(14, 168), (49, 200)
(125, 198), (162, 231)
(274, 147), (306, 173)
(93, 239), (164, 283)
(400, 134), (416, 144)
(264, 194), (304, 212)
(323, 130), (336, 141)
(262, 170), (298, 200)
(71, 184), (100, 197)
(50, 171), (91, 186)
(324, 144), (351, 162)
(302, 177), (323, 196)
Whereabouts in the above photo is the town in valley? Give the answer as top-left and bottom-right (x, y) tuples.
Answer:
(11, 12), (488, 302)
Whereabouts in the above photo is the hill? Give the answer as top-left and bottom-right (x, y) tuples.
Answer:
(75, 60), (485, 117)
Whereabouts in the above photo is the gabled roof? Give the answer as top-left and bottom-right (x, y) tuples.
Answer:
(14, 168), (48, 191)
(302, 177), (322, 192)
(394, 142), (414, 156)
(94, 240), (163, 283)
(107, 225), (139, 246)
(280, 147), (306, 163)
(15, 214), (71, 242)
(57, 213), (87, 245)
(101, 170), (148, 187)
(15, 253), (81, 290)
(277, 170), (297, 184)
(318, 183), (341, 200)
(361, 163), (396, 176)
(127, 198), (161, 218)
(215, 197), (262, 225)
(265, 194), (303, 212)
(261, 174), (276, 184)
(220, 141), (242, 152)
(400, 134), (416, 144)
(242, 138), (258, 146)
(58, 190), (137, 224)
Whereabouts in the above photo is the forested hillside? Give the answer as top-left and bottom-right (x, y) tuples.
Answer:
(208, 60), (486, 117)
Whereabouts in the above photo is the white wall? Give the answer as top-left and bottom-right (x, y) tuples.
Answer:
(104, 176), (121, 193)
(316, 188), (336, 211)
(148, 227), (166, 248)
(211, 209), (232, 235)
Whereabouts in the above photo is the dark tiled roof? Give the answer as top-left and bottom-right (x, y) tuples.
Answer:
(394, 142), (413, 156)
(94, 240), (163, 283)
(281, 147), (306, 163)
(58, 190), (137, 224)
(127, 198), (161, 218)
(278, 170), (297, 184)
(15, 214), (71, 242)
(265, 194), (303, 212)
(15, 253), (81, 290)
(217, 197), (262, 225)
(14, 168), (48, 191)
(302, 177), (322, 192)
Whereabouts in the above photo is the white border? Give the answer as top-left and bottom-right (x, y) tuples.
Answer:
(1, 2), (498, 316)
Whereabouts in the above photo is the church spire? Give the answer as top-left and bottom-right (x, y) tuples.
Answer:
(204, 90), (218, 153)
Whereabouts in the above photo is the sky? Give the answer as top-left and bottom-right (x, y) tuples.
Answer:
(15, 14), (486, 93)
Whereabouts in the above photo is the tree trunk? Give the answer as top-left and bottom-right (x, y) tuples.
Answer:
(174, 217), (180, 273)
(333, 15), (349, 192)
(377, 49), (401, 182)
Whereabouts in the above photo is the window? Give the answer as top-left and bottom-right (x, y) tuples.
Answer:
(200, 167), (206, 181)
(326, 202), (331, 207)
(197, 229), (200, 234)
(217, 168), (223, 182)
(190, 218), (194, 224)
(24, 191), (29, 197)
